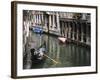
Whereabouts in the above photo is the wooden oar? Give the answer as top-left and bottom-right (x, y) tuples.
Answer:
(43, 54), (59, 64)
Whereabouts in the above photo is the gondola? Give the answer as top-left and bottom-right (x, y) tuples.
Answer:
(32, 26), (43, 34)
(58, 36), (67, 43)
(30, 42), (46, 63)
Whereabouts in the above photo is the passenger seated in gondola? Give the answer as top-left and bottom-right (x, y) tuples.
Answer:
(31, 48), (46, 60)
(30, 41), (46, 61)
(34, 48), (44, 60)
(30, 48), (37, 61)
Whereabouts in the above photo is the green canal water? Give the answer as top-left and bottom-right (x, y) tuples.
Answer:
(23, 31), (91, 69)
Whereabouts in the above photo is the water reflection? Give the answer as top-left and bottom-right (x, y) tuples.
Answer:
(23, 31), (91, 69)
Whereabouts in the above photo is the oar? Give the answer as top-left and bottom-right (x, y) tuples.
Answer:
(43, 54), (59, 64)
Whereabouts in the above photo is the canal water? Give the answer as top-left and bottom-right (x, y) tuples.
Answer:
(23, 31), (91, 69)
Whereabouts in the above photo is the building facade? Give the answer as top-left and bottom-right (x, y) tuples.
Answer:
(23, 10), (91, 46)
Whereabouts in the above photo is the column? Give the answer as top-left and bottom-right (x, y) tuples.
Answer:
(39, 13), (41, 25)
(31, 12), (33, 26)
(82, 13), (86, 20)
(60, 21), (62, 36)
(65, 22), (68, 38)
(63, 22), (65, 37)
(81, 22), (84, 42)
(68, 22), (71, 39)
(62, 21), (64, 37)
(72, 21), (75, 40)
(53, 13), (55, 30)
(33, 13), (36, 26)
(86, 23), (90, 45)
(49, 15), (52, 30)
(45, 15), (47, 29)
(37, 14), (39, 25)
(56, 12), (60, 35)
(41, 13), (44, 26)
(36, 14), (38, 25)
(28, 11), (31, 28)
(36, 14), (37, 25)
(34, 14), (37, 26)
(32, 11), (34, 26)
(76, 22), (79, 41)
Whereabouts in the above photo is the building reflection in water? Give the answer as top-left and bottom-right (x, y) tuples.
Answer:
(23, 31), (90, 69)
